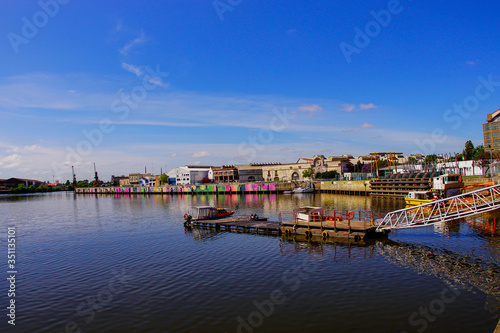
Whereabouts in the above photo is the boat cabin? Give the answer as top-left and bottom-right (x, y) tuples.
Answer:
(188, 206), (234, 220)
(190, 206), (220, 220)
(432, 174), (463, 198)
(407, 191), (434, 200)
(433, 174), (462, 190)
(296, 206), (322, 222)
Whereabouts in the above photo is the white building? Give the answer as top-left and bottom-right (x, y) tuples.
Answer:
(382, 160), (483, 176)
(167, 166), (214, 185)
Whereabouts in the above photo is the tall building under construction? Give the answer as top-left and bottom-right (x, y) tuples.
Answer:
(483, 109), (500, 151)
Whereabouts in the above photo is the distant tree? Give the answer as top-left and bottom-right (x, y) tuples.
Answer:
(67, 185), (74, 191)
(463, 140), (474, 160)
(65, 180), (70, 186)
(316, 170), (339, 179)
(201, 177), (211, 184)
(447, 154), (463, 162)
(473, 144), (484, 159)
(475, 151), (500, 168)
(302, 167), (315, 179)
(11, 184), (27, 193)
(407, 156), (417, 163)
(424, 154), (438, 164)
(36, 184), (48, 192)
(159, 174), (169, 185)
(355, 160), (363, 172)
(361, 163), (372, 173)
(77, 180), (89, 188)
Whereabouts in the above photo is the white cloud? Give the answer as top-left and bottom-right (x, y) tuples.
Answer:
(121, 62), (143, 77)
(0, 154), (21, 169)
(361, 122), (375, 128)
(298, 104), (322, 115)
(190, 151), (212, 158)
(466, 60), (476, 65)
(341, 103), (355, 112)
(360, 103), (378, 110)
(119, 32), (147, 56)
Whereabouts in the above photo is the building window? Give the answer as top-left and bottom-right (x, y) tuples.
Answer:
(485, 132), (492, 140)
(493, 122), (500, 130)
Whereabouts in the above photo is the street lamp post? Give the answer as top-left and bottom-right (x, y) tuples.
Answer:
(489, 145), (493, 179)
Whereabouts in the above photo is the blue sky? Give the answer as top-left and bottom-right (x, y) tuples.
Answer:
(1, 0), (499, 182)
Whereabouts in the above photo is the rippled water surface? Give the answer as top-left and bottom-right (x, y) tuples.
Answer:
(1, 192), (500, 333)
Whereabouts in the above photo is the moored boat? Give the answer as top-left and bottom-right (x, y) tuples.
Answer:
(184, 206), (234, 222)
(292, 184), (315, 193)
(405, 173), (463, 206)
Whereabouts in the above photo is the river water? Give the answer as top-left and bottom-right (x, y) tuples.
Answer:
(1, 192), (500, 333)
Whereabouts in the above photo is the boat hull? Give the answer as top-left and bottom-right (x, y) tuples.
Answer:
(405, 198), (433, 206)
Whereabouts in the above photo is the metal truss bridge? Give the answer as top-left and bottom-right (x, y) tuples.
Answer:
(376, 183), (500, 231)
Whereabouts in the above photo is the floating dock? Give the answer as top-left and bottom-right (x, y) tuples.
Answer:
(185, 208), (388, 241)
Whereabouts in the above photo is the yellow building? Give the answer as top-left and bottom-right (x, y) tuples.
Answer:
(261, 155), (345, 181)
(484, 109), (500, 151)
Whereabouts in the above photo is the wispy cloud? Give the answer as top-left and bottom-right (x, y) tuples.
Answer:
(361, 122), (375, 128)
(119, 32), (147, 56)
(341, 103), (355, 112)
(298, 104), (322, 115)
(359, 103), (378, 110)
(121, 62), (143, 77)
(190, 151), (212, 158)
(466, 60), (476, 65)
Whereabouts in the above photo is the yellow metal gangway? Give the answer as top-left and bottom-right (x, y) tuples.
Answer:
(376, 183), (500, 231)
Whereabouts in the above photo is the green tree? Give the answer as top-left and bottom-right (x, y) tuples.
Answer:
(11, 184), (27, 193)
(473, 144), (484, 159)
(463, 140), (474, 160)
(302, 167), (315, 179)
(316, 170), (339, 179)
(407, 156), (417, 163)
(36, 184), (48, 192)
(424, 154), (438, 163)
(77, 180), (89, 188)
(159, 174), (169, 185)
(355, 160), (363, 172)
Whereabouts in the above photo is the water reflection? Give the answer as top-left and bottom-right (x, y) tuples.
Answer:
(377, 238), (500, 313)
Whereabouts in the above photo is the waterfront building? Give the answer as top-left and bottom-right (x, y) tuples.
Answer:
(139, 177), (156, 187)
(381, 160), (483, 176)
(0, 178), (43, 188)
(119, 177), (130, 187)
(483, 109), (500, 151)
(212, 165), (238, 183)
(261, 162), (310, 181)
(129, 173), (141, 185)
(111, 175), (128, 186)
(259, 155), (346, 182)
(236, 164), (265, 182)
(167, 166), (214, 185)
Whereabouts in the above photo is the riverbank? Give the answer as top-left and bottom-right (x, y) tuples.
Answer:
(74, 177), (494, 196)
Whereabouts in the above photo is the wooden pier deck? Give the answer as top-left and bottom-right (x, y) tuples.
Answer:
(186, 215), (388, 240)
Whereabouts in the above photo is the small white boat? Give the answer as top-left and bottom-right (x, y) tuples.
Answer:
(292, 186), (314, 193)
